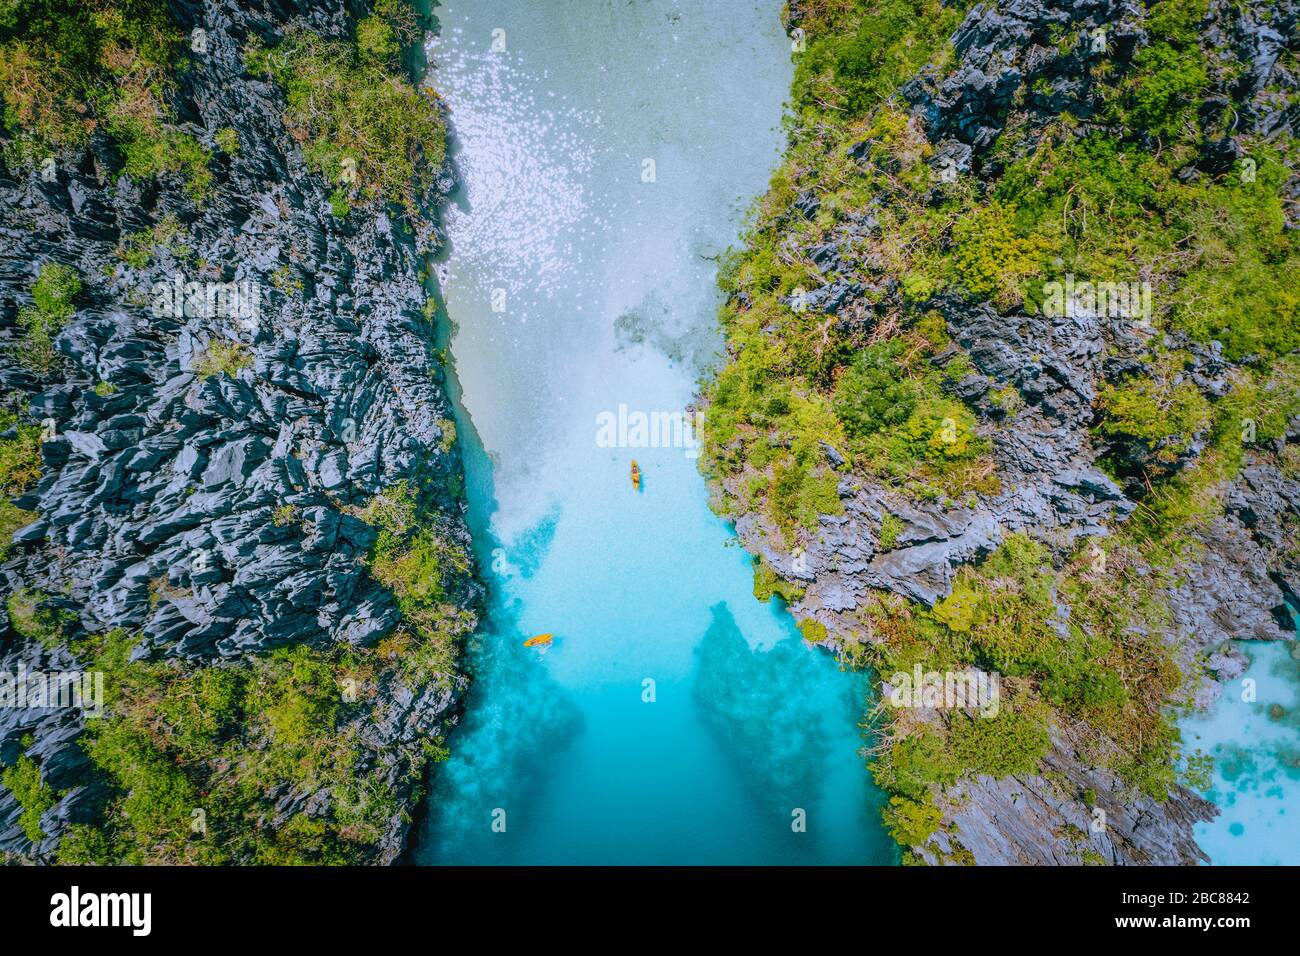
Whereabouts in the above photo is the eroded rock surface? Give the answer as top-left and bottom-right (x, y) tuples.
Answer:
(729, 0), (1300, 865)
(0, 0), (477, 862)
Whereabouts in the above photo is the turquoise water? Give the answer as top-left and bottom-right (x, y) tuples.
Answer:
(1183, 640), (1300, 865)
(413, 0), (893, 864)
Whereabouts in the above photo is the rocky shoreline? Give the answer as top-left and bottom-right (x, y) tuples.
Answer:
(0, 0), (478, 863)
(703, 0), (1300, 864)
(2, 0), (1296, 868)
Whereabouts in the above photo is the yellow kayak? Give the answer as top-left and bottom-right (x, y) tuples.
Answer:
(523, 633), (553, 647)
(631, 459), (641, 491)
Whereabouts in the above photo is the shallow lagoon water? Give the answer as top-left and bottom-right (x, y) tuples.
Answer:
(1182, 640), (1300, 865)
(413, 0), (894, 864)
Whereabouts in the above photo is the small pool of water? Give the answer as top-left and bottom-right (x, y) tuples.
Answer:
(1183, 639), (1300, 865)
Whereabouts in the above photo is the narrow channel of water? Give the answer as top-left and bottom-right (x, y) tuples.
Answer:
(413, 0), (894, 865)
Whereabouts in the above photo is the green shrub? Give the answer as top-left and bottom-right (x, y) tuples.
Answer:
(270, 265), (303, 296)
(878, 512), (903, 550)
(83, 716), (198, 849)
(1165, 147), (1300, 362)
(950, 202), (1051, 307)
(792, 0), (966, 119)
(361, 480), (475, 683)
(770, 456), (842, 532)
(246, 7), (444, 215)
(873, 729), (961, 800)
(356, 14), (399, 64)
(798, 618), (829, 643)
(1118, 0), (1209, 139)
(1126, 43), (1207, 139)
(752, 558), (805, 604)
(17, 262), (80, 372)
(215, 126), (239, 154)
(0, 1), (211, 196)
(64, 630), (419, 864)
(115, 214), (188, 269)
(948, 706), (1051, 779)
(328, 188), (352, 218)
(834, 340), (919, 440)
(0, 0), (176, 160)
(1098, 368), (1212, 462)
(1, 754), (57, 843)
(192, 340), (252, 380)
(1040, 644), (1129, 715)
(271, 503), (299, 527)
(104, 91), (212, 201)
(55, 823), (115, 863)
(882, 794), (943, 845)
(246, 646), (339, 750)
(6, 588), (74, 648)
(0, 411), (41, 558)
(30, 261), (80, 314)
(156, 666), (244, 762)
(931, 583), (980, 634)
(700, 0), (1285, 855)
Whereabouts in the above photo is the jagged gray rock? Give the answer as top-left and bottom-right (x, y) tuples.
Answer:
(744, 0), (1300, 866)
(0, 0), (477, 862)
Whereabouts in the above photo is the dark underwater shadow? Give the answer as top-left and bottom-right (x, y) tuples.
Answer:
(690, 601), (880, 854)
(692, 602), (835, 808)
(414, 595), (584, 864)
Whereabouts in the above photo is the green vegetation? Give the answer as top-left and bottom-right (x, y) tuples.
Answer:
(245, 0), (446, 215)
(790, 0), (965, 120)
(798, 617), (829, 643)
(1, 751), (57, 843)
(6, 588), (75, 649)
(951, 202), (1052, 307)
(877, 511), (903, 550)
(214, 126), (239, 155)
(882, 794), (942, 845)
(270, 503), (299, 528)
(0, 409), (41, 557)
(270, 265), (303, 297)
(700, 6), (998, 538)
(0, 2), (472, 866)
(1114, 0), (1209, 139)
(1098, 356), (1212, 465)
(705, 0), (1297, 527)
(192, 339), (252, 380)
(359, 480), (476, 684)
(53, 472), (478, 864)
(328, 188), (352, 219)
(16, 262), (80, 372)
(834, 330), (988, 483)
(436, 417), (457, 454)
(55, 631), (398, 864)
(1165, 145), (1300, 361)
(704, 0), (1299, 855)
(115, 213), (188, 270)
(0, 0), (211, 198)
(752, 557), (806, 604)
(865, 534), (1186, 806)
